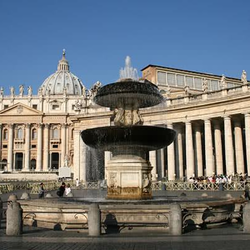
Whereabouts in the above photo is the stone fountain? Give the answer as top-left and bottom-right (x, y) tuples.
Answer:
(18, 57), (244, 232)
(81, 56), (176, 199)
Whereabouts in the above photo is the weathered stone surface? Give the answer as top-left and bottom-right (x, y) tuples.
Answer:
(88, 204), (101, 236)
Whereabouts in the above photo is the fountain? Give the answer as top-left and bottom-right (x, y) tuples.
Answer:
(17, 57), (244, 233)
(81, 56), (176, 199)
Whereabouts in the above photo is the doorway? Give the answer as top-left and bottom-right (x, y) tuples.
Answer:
(15, 153), (23, 170)
(51, 153), (59, 170)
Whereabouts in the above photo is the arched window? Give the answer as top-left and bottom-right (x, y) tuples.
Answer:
(52, 128), (59, 139)
(17, 128), (23, 139)
(71, 128), (74, 140)
(3, 129), (8, 140)
(32, 129), (37, 140)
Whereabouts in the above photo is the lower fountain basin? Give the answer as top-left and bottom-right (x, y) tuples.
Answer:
(81, 125), (176, 152)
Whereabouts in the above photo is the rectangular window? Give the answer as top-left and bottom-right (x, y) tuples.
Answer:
(31, 145), (36, 149)
(32, 104), (38, 109)
(194, 78), (202, 89)
(186, 76), (194, 88)
(3, 145), (7, 148)
(4, 105), (8, 109)
(72, 105), (75, 110)
(52, 104), (60, 110)
(157, 71), (166, 85)
(176, 75), (184, 86)
(52, 145), (58, 148)
(167, 73), (176, 86)
(210, 80), (219, 91)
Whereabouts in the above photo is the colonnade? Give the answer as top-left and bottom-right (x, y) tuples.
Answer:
(149, 114), (250, 181)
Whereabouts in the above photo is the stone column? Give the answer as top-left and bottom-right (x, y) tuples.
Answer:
(160, 148), (165, 178)
(60, 123), (66, 167)
(224, 116), (235, 176)
(36, 123), (43, 171)
(149, 151), (157, 181)
(176, 126), (184, 180)
(167, 123), (175, 180)
(73, 130), (80, 180)
(43, 124), (49, 171)
(23, 123), (31, 171)
(80, 138), (87, 183)
(185, 121), (195, 179)
(245, 114), (250, 175)
(234, 118), (245, 174)
(7, 124), (14, 172)
(194, 123), (203, 177)
(214, 120), (223, 175)
(204, 119), (214, 176)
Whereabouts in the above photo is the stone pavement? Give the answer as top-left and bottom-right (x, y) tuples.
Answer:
(0, 224), (250, 250)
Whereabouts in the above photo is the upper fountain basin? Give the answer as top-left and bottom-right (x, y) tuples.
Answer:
(81, 125), (176, 152)
(94, 79), (164, 109)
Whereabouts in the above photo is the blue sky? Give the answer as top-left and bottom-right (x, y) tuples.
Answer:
(0, 0), (249, 94)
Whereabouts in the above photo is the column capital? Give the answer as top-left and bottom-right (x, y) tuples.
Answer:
(25, 123), (31, 129)
(37, 123), (43, 129)
(61, 123), (67, 128)
(223, 115), (231, 121)
(244, 113), (250, 118)
(7, 123), (14, 129)
(204, 118), (211, 124)
(44, 123), (50, 129)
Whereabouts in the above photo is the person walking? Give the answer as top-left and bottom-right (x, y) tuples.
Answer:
(39, 183), (45, 198)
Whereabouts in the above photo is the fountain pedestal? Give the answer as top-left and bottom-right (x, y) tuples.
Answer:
(106, 155), (152, 200)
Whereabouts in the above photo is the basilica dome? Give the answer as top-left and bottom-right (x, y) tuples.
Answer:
(39, 50), (85, 95)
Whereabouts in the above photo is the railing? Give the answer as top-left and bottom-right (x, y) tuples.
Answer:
(0, 180), (249, 194)
(155, 181), (249, 191)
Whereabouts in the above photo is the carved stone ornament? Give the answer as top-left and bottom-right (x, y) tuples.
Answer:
(17, 105), (23, 114)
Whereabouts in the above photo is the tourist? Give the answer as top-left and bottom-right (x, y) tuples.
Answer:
(38, 183), (45, 198)
(57, 182), (66, 197)
(65, 183), (72, 196)
(75, 178), (80, 188)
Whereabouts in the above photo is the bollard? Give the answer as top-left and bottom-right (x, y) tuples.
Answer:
(88, 203), (101, 236)
(6, 195), (23, 236)
(243, 202), (250, 233)
(169, 203), (182, 235)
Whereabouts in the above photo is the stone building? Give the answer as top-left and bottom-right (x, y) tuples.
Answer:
(0, 52), (249, 182)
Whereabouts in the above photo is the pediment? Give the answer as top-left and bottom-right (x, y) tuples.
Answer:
(0, 103), (43, 116)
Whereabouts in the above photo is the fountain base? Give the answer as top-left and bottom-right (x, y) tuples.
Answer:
(106, 155), (153, 200)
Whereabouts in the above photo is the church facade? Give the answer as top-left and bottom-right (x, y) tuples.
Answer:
(0, 52), (249, 182)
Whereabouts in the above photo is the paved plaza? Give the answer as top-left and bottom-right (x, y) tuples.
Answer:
(0, 224), (250, 250)
(0, 189), (249, 249)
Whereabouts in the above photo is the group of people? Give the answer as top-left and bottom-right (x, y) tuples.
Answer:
(38, 182), (72, 198)
(187, 173), (248, 185)
(56, 182), (72, 197)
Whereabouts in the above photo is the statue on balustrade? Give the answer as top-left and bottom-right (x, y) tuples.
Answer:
(241, 70), (247, 85)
